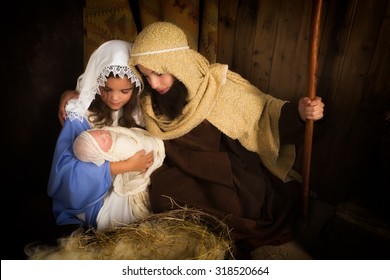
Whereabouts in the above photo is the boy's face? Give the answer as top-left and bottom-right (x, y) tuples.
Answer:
(138, 64), (188, 120)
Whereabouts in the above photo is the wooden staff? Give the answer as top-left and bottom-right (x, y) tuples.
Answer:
(302, 0), (323, 224)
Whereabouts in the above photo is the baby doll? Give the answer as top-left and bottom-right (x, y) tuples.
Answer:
(73, 126), (165, 221)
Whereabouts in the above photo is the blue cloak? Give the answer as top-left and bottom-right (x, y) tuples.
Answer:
(47, 118), (112, 227)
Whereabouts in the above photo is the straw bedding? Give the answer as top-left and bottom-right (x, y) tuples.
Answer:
(25, 208), (234, 260)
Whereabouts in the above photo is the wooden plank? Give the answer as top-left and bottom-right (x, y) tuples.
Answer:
(232, 0), (260, 79)
(293, 0), (314, 102)
(268, 0), (308, 100)
(310, 0), (389, 204)
(250, 0), (281, 92)
(217, 0), (239, 66)
(363, 0), (390, 111)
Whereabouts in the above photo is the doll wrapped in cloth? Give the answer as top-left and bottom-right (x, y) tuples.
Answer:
(73, 126), (165, 220)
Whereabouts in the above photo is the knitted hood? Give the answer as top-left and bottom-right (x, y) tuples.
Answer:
(130, 22), (225, 138)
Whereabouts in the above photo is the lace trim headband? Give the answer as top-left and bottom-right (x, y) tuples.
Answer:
(97, 65), (142, 90)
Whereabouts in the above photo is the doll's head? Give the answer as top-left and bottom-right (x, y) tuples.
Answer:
(87, 129), (113, 152)
(73, 129), (113, 166)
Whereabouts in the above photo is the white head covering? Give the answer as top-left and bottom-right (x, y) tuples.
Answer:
(66, 40), (143, 122)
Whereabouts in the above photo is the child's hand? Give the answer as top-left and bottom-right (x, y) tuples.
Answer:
(110, 150), (154, 175)
(298, 96), (324, 121)
(58, 90), (80, 126)
(129, 150), (154, 173)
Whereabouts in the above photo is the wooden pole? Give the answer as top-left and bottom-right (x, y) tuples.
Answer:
(302, 0), (323, 224)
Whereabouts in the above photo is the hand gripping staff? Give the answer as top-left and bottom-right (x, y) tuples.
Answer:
(302, 0), (323, 225)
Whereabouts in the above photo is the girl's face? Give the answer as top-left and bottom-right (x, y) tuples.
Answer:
(88, 129), (112, 152)
(137, 65), (174, 95)
(99, 77), (134, 111)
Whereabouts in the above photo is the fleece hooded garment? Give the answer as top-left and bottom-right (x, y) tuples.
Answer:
(130, 22), (299, 182)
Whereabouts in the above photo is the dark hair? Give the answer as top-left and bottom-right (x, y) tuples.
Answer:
(142, 76), (188, 120)
(88, 74), (141, 128)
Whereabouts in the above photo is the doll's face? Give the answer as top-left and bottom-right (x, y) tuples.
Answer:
(88, 129), (113, 152)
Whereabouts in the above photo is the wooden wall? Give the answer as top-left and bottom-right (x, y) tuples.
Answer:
(217, 0), (390, 210)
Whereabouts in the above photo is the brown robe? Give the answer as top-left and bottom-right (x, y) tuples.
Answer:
(149, 101), (305, 258)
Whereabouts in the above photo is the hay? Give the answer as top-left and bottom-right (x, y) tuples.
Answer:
(251, 241), (312, 260)
(25, 208), (235, 260)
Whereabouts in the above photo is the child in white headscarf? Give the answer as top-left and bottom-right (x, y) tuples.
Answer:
(48, 40), (155, 230)
(73, 126), (165, 223)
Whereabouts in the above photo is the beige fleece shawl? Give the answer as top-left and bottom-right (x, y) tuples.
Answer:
(130, 22), (298, 182)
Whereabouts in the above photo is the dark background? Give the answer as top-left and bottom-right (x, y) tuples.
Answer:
(2, 0), (84, 259)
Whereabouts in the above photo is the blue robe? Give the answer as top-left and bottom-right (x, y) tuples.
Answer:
(47, 118), (112, 227)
